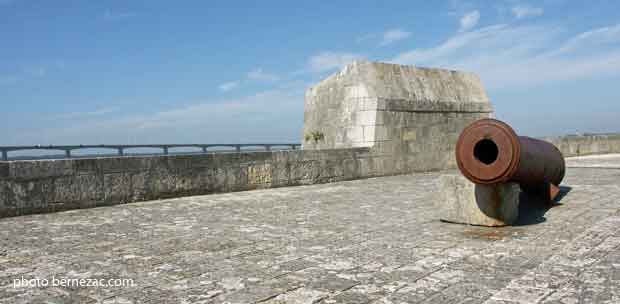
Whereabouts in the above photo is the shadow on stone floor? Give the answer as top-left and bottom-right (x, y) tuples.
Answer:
(513, 185), (572, 226)
(554, 185), (573, 202)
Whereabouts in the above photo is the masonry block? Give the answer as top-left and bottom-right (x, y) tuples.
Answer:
(0, 163), (9, 179)
(343, 159), (360, 179)
(0, 181), (8, 208)
(302, 60), (493, 175)
(227, 165), (249, 191)
(73, 158), (99, 175)
(9, 160), (74, 180)
(148, 169), (179, 198)
(211, 168), (228, 192)
(99, 157), (148, 174)
(437, 174), (520, 226)
(248, 164), (272, 186)
(6, 179), (55, 214)
(130, 171), (151, 201)
(55, 174), (103, 204)
(103, 173), (132, 204)
(290, 161), (320, 183)
(270, 163), (290, 187)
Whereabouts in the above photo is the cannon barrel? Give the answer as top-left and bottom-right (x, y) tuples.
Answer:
(455, 118), (565, 200)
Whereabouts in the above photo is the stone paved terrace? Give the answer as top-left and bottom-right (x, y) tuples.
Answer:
(1, 154), (620, 304)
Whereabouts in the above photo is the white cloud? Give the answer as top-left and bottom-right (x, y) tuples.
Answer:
(380, 29), (411, 46)
(551, 23), (620, 56)
(307, 52), (364, 73)
(392, 24), (512, 64)
(446, 0), (476, 16)
(103, 10), (136, 20)
(390, 23), (620, 89)
(218, 81), (239, 92)
(511, 5), (544, 19)
(247, 68), (279, 81)
(459, 10), (480, 32)
(129, 90), (297, 131)
(20, 89), (304, 144)
(55, 107), (120, 120)
(356, 29), (411, 46)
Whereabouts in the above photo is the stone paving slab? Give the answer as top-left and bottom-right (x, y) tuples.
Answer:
(1, 156), (620, 303)
(565, 153), (620, 169)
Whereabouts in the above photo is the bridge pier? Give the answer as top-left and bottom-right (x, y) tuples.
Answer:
(163, 147), (169, 155)
(1, 150), (7, 161)
(64, 150), (72, 158)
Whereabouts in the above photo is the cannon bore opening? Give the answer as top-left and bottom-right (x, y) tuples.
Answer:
(473, 139), (498, 165)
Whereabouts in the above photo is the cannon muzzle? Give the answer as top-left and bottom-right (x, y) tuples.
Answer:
(455, 119), (565, 200)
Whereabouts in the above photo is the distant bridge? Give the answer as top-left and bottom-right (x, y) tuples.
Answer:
(0, 143), (301, 161)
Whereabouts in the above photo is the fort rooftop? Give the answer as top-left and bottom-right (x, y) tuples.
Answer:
(1, 154), (619, 303)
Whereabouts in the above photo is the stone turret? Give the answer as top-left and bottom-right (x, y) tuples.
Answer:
(303, 61), (493, 172)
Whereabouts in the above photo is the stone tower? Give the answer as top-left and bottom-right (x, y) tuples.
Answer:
(303, 61), (493, 172)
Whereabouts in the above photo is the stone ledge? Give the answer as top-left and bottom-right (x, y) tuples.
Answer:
(379, 99), (494, 113)
(0, 148), (378, 218)
(8, 159), (74, 180)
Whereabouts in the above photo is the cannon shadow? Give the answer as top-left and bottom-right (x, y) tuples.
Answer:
(513, 185), (572, 226)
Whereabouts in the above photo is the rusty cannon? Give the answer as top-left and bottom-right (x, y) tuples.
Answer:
(455, 118), (565, 202)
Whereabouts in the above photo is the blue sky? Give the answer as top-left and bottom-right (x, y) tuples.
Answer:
(1, 0), (620, 145)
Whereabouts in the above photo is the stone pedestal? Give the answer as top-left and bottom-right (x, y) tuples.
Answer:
(437, 174), (520, 226)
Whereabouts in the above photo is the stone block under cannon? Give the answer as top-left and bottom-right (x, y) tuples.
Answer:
(437, 118), (566, 226)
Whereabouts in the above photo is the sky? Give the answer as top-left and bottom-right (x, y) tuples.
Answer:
(1, 0), (620, 146)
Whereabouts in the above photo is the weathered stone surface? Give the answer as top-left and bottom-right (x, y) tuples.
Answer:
(1, 157), (620, 303)
(437, 174), (520, 226)
(103, 173), (132, 204)
(248, 164), (272, 186)
(1, 140), (619, 219)
(0, 181), (7, 209)
(303, 61), (493, 149)
(210, 167), (228, 192)
(4, 179), (55, 213)
(0, 163), (8, 180)
(0, 148), (383, 217)
(9, 159), (73, 180)
(97, 157), (148, 173)
(564, 153), (620, 168)
(302, 61), (493, 176)
(53, 174), (103, 204)
(543, 134), (620, 157)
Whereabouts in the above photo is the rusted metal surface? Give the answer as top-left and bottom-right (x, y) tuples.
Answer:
(456, 118), (565, 200)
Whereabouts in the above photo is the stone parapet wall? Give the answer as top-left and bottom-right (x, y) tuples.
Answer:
(0, 148), (406, 218)
(543, 134), (620, 157)
(1, 133), (619, 218)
